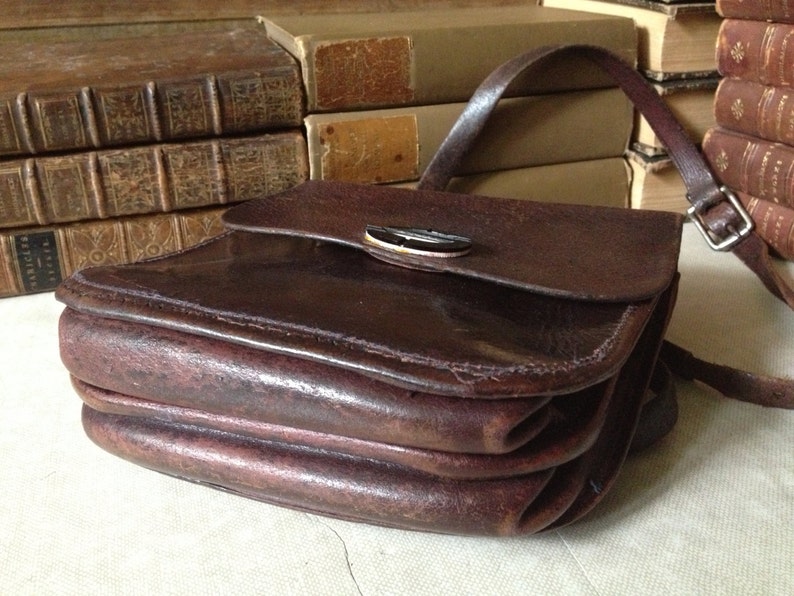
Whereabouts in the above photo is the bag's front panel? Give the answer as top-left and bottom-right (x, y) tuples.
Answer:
(57, 232), (659, 398)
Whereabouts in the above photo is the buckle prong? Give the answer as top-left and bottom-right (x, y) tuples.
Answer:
(687, 186), (754, 251)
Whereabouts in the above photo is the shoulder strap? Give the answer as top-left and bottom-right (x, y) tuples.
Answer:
(418, 44), (794, 311)
(418, 44), (794, 410)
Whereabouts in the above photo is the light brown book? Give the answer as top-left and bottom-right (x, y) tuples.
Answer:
(259, 5), (638, 113)
(438, 157), (631, 208)
(713, 78), (794, 147)
(0, 206), (228, 298)
(0, 131), (308, 229)
(0, 27), (304, 158)
(627, 152), (689, 212)
(716, 0), (794, 23)
(305, 88), (633, 184)
(0, 0), (534, 29)
(702, 126), (794, 206)
(541, 0), (721, 80)
(633, 77), (718, 156)
(716, 19), (794, 88)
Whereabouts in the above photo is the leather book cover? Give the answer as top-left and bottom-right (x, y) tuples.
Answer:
(259, 5), (638, 112)
(740, 192), (794, 261)
(0, 131), (308, 229)
(714, 78), (794, 147)
(0, 206), (228, 298)
(716, 0), (794, 23)
(304, 88), (633, 184)
(0, 0), (532, 29)
(702, 126), (794, 207)
(716, 19), (794, 87)
(0, 27), (304, 157)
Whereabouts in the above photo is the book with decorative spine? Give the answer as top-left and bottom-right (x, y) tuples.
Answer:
(258, 5), (638, 113)
(702, 126), (794, 206)
(304, 88), (633, 184)
(716, 0), (794, 23)
(713, 77), (794, 146)
(0, 27), (304, 158)
(716, 19), (794, 87)
(0, 131), (308, 229)
(0, 205), (230, 298)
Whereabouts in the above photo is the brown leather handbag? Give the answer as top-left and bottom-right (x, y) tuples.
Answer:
(56, 46), (794, 536)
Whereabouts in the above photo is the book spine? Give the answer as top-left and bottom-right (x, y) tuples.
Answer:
(702, 126), (794, 206)
(740, 192), (794, 260)
(0, 69), (304, 158)
(0, 206), (228, 298)
(713, 78), (794, 146)
(716, 0), (794, 23)
(265, 14), (637, 112)
(716, 19), (794, 87)
(304, 89), (633, 184)
(0, 131), (308, 229)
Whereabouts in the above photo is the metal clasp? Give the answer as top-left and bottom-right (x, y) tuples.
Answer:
(687, 186), (754, 251)
(364, 225), (472, 258)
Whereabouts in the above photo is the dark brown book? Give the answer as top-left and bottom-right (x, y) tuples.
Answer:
(716, 19), (794, 87)
(0, 206), (229, 298)
(0, 0), (532, 29)
(0, 131), (308, 229)
(0, 27), (304, 157)
(713, 78), (794, 146)
(716, 0), (794, 23)
(702, 126), (794, 206)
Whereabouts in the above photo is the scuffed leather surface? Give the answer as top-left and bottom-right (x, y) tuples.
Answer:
(55, 148), (683, 535)
(223, 180), (683, 302)
(57, 231), (661, 398)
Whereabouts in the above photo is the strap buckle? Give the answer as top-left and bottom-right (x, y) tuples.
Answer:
(687, 186), (754, 251)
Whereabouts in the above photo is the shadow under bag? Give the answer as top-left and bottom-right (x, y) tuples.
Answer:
(56, 45), (794, 535)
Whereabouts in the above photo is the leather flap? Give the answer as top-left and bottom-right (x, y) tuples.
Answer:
(223, 180), (683, 302)
(57, 180), (682, 398)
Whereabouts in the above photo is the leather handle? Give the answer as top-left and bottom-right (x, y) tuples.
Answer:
(418, 44), (794, 310)
(418, 45), (722, 210)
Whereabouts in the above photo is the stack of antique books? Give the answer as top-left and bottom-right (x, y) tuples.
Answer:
(702, 0), (794, 260)
(0, 23), (308, 298)
(541, 0), (723, 213)
(2, 2), (648, 298)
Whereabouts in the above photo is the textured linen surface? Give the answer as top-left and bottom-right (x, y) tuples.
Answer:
(1, 223), (792, 595)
